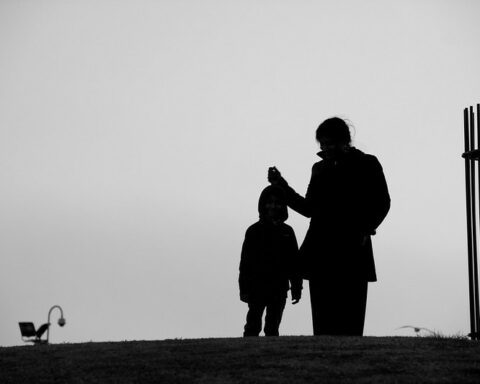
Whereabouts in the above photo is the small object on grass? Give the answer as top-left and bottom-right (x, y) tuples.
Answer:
(396, 325), (434, 336)
(19, 305), (66, 345)
(18, 322), (50, 344)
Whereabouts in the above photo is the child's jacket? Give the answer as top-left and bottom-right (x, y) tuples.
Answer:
(239, 220), (303, 302)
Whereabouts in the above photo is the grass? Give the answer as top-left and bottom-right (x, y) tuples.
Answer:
(396, 325), (469, 339)
(1, 336), (480, 383)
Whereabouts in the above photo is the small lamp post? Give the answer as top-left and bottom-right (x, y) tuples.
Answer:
(46, 305), (66, 344)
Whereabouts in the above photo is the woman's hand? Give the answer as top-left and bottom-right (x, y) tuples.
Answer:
(268, 166), (285, 186)
(240, 293), (250, 303)
(291, 290), (301, 305)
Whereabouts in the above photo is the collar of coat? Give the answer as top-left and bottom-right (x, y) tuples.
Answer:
(317, 146), (364, 162)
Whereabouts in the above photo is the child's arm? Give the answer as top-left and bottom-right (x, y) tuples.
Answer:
(287, 227), (303, 304)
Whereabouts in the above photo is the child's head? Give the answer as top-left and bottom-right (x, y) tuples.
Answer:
(258, 185), (288, 224)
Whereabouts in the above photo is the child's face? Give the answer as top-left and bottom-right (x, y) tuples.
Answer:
(264, 195), (284, 223)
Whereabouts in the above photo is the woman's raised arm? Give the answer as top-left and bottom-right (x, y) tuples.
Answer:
(268, 166), (313, 218)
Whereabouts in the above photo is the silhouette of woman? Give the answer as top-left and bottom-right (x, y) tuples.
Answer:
(268, 117), (390, 336)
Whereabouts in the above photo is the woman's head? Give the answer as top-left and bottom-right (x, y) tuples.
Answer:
(316, 117), (352, 159)
(315, 117), (352, 146)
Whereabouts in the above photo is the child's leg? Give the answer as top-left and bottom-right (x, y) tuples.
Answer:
(244, 301), (266, 337)
(264, 296), (286, 336)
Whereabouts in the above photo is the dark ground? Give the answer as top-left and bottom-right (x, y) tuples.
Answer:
(1, 336), (480, 383)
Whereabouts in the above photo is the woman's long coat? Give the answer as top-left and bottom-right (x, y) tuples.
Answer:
(283, 148), (390, 282)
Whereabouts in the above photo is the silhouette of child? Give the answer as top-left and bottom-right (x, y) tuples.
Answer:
(239, 185), (302, 336)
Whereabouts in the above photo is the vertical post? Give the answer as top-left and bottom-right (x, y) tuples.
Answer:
(464, 107), (477, 339)
(470, 105), (479, 340)
(476, 104), (480, 336)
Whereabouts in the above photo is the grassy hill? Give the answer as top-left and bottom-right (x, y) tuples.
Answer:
(1, 336), (480, 383)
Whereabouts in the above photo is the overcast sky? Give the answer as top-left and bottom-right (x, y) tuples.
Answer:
(1, 0), (480, 346)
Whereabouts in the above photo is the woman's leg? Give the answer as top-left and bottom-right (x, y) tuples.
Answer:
(309, 278), (332, 335)
(344, 280), (368, 336)
(309, 278), (368, 336)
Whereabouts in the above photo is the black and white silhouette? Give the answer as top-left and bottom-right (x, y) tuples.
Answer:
(269, 117), (390, 336)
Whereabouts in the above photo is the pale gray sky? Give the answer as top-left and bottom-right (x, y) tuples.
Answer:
(1, 0), (480, 346)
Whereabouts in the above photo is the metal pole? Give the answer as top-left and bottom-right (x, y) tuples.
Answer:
(470, 106), (479, 340)
(464, 107), (476, 339)
(46, 305), (65, 344)
(475, 104), (480, 337)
